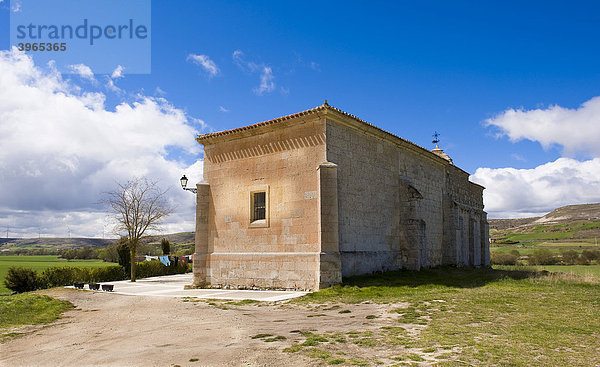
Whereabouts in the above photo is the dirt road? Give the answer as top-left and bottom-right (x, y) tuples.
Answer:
(1, 289), (408, 366)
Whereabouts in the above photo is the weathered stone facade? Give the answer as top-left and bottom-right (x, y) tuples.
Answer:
(193, 102), (489, 290)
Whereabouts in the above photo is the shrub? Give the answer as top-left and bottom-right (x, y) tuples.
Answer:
(41, 266), (91, 287)
(5, 261), (186, 293)
(161, 238), (170, 255)
(98, 244), (120, 263)
(560, 250), (579, 265)
(495, 239), (519, 245)
(135, 260), (165, 278)
(135, 260), (188, 279)
(509, 249), (521, 257)
(491, 252), (518, 265)
(4, 267), (42, 293)
(528, 249), (559, 265)
(581, 249), (600, 262)
(59, 246), (98, 260)
(90, 266), (128, 282)
(574, 257), (590, 265)
(117, 239), (131, 274)
(39, 265), (127, 287)
(60, 249), (77, 260)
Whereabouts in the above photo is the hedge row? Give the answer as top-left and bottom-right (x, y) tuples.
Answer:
(4, 260), (190, 293)
(135, 260), (189, 279)
(490, 252), (519, 265)
(491, 248), (600, 266)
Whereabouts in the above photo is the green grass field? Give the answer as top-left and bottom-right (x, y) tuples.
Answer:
(294, 267), (600, 366)
(0, 294), (74, 341)
(491, 243), (600, 257)
(494, 264), (600, 278)
(504, 231), (575, 242)
(0, 256), (114, 295)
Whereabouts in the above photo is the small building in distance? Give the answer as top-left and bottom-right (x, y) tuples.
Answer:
(192, 102), (489, 290)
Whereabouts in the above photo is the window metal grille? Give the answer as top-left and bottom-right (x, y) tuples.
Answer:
(252, 192), (266, 221)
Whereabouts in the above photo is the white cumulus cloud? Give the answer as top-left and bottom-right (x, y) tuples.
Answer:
(111, 65), (124, 79)
(69, 64), (96, 82)
(105, 77), (122, 94)
(471, 158), (600, 218)
(187, 54), (219, 77)
(0, 49), (205, 238)
(486, 96), (600, 157)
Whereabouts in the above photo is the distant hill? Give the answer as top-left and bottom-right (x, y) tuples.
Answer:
(0, 232), (195, 253)
(488, 217), (541, 231)
(489, 203), (600, 244)
(531, 203), (600, 224)
(489, 203), (600, 231)
(144, 232), (194, 245)
(0, 237), (116, 250)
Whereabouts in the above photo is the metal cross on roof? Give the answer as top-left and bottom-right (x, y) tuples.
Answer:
(432, 131), (440, 145)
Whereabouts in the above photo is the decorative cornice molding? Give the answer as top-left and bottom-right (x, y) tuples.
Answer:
(196, 102), (478, 179)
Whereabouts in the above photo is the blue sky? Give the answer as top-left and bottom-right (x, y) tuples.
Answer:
(1, 0), (600, 237)
(138, 1), (598, 169)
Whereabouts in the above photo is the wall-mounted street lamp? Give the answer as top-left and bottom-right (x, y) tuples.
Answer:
(180, 175), (197, 194)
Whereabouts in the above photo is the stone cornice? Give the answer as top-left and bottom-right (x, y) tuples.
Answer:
(196, 102), (479, 181)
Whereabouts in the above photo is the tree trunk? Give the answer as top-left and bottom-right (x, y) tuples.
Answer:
(130, 245), (137, 282)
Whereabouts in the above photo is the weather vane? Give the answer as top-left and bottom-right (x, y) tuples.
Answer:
(432, 131), (440, 145)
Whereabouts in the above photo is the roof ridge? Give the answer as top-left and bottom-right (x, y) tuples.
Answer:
(319, 104), (436, 158)
(195, 102), (465, 173)
(196, 103), (327, 140)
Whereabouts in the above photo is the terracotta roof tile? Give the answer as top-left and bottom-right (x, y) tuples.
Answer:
(196, 103), (329, 141)
(196, 101), (471, 175)
(197, 101), (424, 149)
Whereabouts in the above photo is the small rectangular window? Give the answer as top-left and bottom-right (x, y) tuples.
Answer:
(252, 191), (266, 222)
(249, 185), (269, 228)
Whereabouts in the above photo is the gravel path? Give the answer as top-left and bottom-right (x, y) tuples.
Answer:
(1, 288), (403, 366)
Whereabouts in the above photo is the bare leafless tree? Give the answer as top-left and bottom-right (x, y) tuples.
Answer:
(103, 177), (173, 281)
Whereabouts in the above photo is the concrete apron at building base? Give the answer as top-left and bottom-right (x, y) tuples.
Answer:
(64, 273), (308, 302)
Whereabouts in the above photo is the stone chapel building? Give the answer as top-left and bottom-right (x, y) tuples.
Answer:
(192, 102), (489, 290)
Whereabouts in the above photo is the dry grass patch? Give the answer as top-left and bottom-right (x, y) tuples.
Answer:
(289, 267), (600, 366)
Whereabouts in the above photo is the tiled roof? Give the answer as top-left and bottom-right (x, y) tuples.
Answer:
(196, 101), (331, 141)
(196, 101), (464, 172)
(198, 101), (423, 150)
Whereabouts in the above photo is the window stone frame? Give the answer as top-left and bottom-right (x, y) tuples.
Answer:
(249, 184), (269, 228)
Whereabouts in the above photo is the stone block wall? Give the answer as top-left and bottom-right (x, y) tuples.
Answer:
(397, 145), (446, 268)
(326, 119), (403, 276)
(317, 162), (342, 288)
(193, 182), (210, 287)
(198, 116), (327, 290)
(194, 105), (490, 290)
(443, 165), (489, 267)
(325, 115), (489, 276)
(326, 118), (448, 276)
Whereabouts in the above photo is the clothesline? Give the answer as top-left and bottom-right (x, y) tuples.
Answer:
(144, 254), (193, 266)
